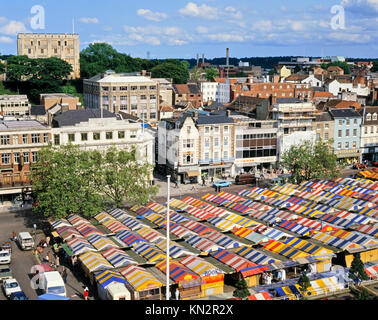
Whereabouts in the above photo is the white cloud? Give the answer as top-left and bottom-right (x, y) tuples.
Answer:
(253, 20), (273, 32)
(0, 17), (7, 25)
(207, 33), (246, 42)
(0, 36), (13, 43)
(290, 21), (306, 31)
(137, 9), (167, 22)
(124, 25), (181, 36)
(224, 6), (243, 20)
(79, 17), (99, 24)
(179, 2), (219, 20)
(196, 26), (208, 34)
(167, 39), (188, 46)
(0, 20), (28, 35)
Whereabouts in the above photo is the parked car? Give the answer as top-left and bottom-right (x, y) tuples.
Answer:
(2, 278), (21, 297)
(10, 291), (28, 300)
(17, 232), (34, 250)
(353, 163), (367, 170)
(0, 265), (12, 283)
(0, 250), (11, 264)
(213, 180), (232, 188)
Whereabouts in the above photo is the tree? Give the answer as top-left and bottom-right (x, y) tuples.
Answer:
(297, 271), (311, 298)
(92, 147), (158, 208)
(6, 55), (35, 81)
(281, 139), (342, 185)
(189, 66), (204, 82)
(31, 144), (105, 219)
(372, 61), (378, 72)
(205, 67), (218, 81)
(321, 61), (351, 74)
(151, 59), (189, 84)
(349, 254), (369, 284)
(233, 277), (251, 299)
(34, 57), (73, 81)
(0, 59), (4, 75)
(352, 288), (374, 300)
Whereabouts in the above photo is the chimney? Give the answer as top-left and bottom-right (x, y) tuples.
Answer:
(226, 48), (229, 67)
(141, 70), (147, 76)
(202, 54), (205, 65)
(273, 75), (280, 83)
(196, 54), (199, 67)
(61, 103), (69, 113)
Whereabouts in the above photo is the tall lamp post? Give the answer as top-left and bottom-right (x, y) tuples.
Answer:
(166, 175), (171, 300)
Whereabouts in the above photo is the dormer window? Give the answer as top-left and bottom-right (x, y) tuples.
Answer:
(366, 113), (371, 121)
(373, 113), (377, 121)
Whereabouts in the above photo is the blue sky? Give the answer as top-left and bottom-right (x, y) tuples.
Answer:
(0, 0), (377, 59)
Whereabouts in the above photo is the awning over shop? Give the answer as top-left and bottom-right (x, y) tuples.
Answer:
(248, 291), (272, 300)
(187, 171), (200, 177)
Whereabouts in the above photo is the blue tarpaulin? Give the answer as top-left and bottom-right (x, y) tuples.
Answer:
(37, 294), (69, 300)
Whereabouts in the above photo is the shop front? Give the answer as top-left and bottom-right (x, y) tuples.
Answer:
(200, 162), (233, 180)
(177, 165), (200, 185)
(362, 146), (378, 162)
(336, 149), (362, 165)
(233, 157), (277, 176)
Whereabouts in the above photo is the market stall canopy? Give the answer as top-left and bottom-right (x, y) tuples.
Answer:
(94, 269), (127, 289)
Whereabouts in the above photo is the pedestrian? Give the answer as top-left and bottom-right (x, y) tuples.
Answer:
(12, 231), (17, 241)
(61, 267), (67, 284)
(55, 255), (60, 268)
(44, 254), (49, 264)
(175, 288), (180, 300)
(46, 236), (50, 246)
(83, 287), (89, 300)
(202, 177), (205, 186)
(174, 180), (178, 188)
(211, 176), (214, 184)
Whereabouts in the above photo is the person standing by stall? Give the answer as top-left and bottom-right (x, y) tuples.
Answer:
(83, 287), (89, 300)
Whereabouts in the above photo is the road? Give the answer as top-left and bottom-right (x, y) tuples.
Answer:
(0, 207), (93, 300)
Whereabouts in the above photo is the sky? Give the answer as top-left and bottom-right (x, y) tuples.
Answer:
(0, 0), (377, 59)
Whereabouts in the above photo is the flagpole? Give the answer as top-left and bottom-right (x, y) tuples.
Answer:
(166, 175), (171, 300)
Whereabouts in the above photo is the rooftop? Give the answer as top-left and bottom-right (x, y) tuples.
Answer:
(52, 109), (117, 127)
(329, 108), (362, 118)
(0, 120), (47, 131)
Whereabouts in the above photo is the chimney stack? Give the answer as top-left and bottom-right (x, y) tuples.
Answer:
(202, 54), (205, 65)
(196, 54), (199, 67)
(226, 48), (229, 67)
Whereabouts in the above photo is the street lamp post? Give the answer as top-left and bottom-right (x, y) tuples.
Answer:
(166, 175), (171, 300)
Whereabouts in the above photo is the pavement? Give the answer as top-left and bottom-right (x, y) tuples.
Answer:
(0, 207), (94, 300)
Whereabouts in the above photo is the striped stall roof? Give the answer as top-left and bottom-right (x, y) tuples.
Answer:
(169, 212), (191, 224)
(211, 249), (256, 272)
(234, 246), (278, 265)
(86, 234), (118, 251)
(94, 212), (113, 223)
(101, 218), (130, 234)
(115, 230), (149, 247)
(283, 237), (333, 256)
(135, 226), (166, 243)
(182, 196), (208, 208)
(79, 251), (113, 273)
(204, 231), (243, 249)
(186, 234), (224, 253)
(155, 259), (200, 283)
(163, 222), (197, 239)
(278, 220), (314, 236)
(248, 291), (272, 300)
(67, 214), (91, 227)
(75, 222), (104, 238)
(186, 207), (216, 220)
(365, 265), (378, 279)
(66, 236), (97, 255)
(179, 255), (223, 276)
(311, 232), (361, 250)
(102, 247), (137, 268)
(121, 265), (163, 292)
(121, 216), (145, 230)
(145, 201), (167, 214)
(217, 191), (246, 202)
(182, 220), (216, 236)
(94, 269), (127, 289)
(169, 198), (192, 211)
(133, 242), (166, 263)
(155, 239), (196, 258)
(207, 216), (240, 232)
(51, 219), (71, 229)
(262, 240), (309, 259)
(108, 208), (129, 220)
(356, 224), (378, 237)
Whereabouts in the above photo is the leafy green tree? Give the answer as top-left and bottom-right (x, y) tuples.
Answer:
(297, 271), (311, 298)
(189, 66), (204, 82)
(93, 147), (158, 207)
(321, 61), (351, 74)
(233, 277), (251, 299)
(6, 55), (35, 81)
(34, 57), (73, 80)
(31, 144), (105, 219)
(372, 61), (378, 72)
(352, 288), (374, 300)
(281, 139), (342, 185)
(349, 254), (369, 283)
(151, 59), (189, 84)
(205, 67), (218, 81)
(0, 59), (4, 75)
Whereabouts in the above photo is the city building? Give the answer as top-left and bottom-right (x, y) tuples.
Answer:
(272, 99), (317, 157)
(328, 108), (362, 163)
(228, 96), (270, 120)
(155, 78), (173, 107)
(172, 84), (202, 108)
(312, 112), (334, 144)
(0, 120), (51, 202)
(200, 81), (218, 103)
(360, 106), (378, 162)
(51, 109), (155, 167)
(0, 95), (31, 117)
(83, 71), (160, 125)
(40, 93), (81, 111)
(17, 33), (80, 79)
(214, 78), (230, 103)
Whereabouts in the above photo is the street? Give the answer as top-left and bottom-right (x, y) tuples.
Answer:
(0, 207), (93, 300)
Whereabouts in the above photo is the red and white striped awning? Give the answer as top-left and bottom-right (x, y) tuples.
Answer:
(248, 291), (272, 300)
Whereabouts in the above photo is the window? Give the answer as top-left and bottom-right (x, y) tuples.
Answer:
(325, 124), (329, 129)
(354, 119), (357, 124)
(140, 95), (147, 100)
(223, 151), (228, 158)
(345, 142), (349, 149)
(214, 152), (219, 160)
(214, 126), (219, 133)
(339, 120), (342, 126)
(317, 124), (321, 130)
(373, 113), (377, 121)
(54, 48), (58, 54)
(346, 119), (350, 125)
(337, 142), (342, 149)
(23, 152), (29, 163)
(81, 133), (88, 141)
(31, 133), (40, 143)
(366, 113), (372, 121)
(68, 134), (75, 142)
(14, 153), (20, 164)
(1, 153), (10, 164)
(93, 133), (100, 140)
(365, 127), (368, 134)
(224, 126), (229, 133)
(150, 112), (156, 119)
(0, 135), (10, 145)
(205, 127), (210, 134)
(187, 126), (191, 134)
(118, 131), (125, 139)
(131, 86), (138, 91)
(205, 138), (210, 148)
(32, 151), (38, 162)
(324, 133), (329, 141)
(106, 132), (113, 140)
(130, 131), (137, 138)
(224, 136), (229, 146)
(338, 130), (342, 138)
(54, 134), (60, 145)
(204, 152), (209, 160)
(214, 138), (219, 147)
(140, 86), (147, 90)
(353, 129), (357, 137)
(316, 133), (320, 141)
(345, 129), (349, 137)
(43, 133), (49, 143)
(120, 86), (128, 91)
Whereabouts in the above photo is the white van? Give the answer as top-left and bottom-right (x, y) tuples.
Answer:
(17, 232), (34, 250)
(97, 282), (131, 300)
(39, 271), (66, 297)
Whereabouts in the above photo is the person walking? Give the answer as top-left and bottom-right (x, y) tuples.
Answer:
(175, 288), (180, 300)
(55, 255), (60, 268)
(61, 267), (68, 284)
(83, 287), (89, 300)
(44, 254), (49, 264)
(12, 231), (17, 241)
